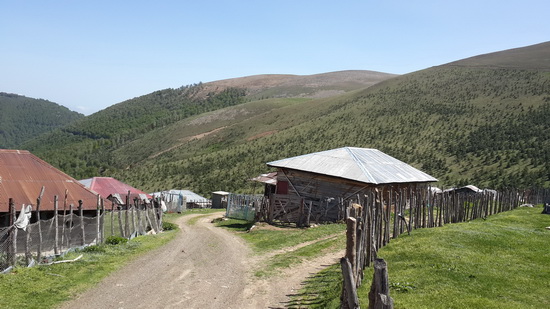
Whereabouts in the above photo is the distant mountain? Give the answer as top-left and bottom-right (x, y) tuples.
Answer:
(24, 42), (550, 194)
(23, 70), (394, 179)
(0, 93), (83, 148)
(194, 70), (397, 100)
(446, 41), (550, 70)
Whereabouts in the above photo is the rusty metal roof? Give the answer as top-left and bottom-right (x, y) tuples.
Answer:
(79, 177), (150, 203)
(267, 147), (437, 185)
(0, 149), (102, 212)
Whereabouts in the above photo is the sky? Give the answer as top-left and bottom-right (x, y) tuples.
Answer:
(1, 1), (549, 115)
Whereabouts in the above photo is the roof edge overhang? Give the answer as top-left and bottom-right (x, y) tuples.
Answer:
(269, 166), (438, 186)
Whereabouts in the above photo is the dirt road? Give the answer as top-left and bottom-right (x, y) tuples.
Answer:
(59, 213), (343, 309)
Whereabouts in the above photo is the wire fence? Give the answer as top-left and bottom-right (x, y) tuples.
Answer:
(225, 193), (263, 221)
(1, 198), (164, 273)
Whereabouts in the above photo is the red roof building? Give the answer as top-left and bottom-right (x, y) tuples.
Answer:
(79, 177), (150, 205)
(0, 149), (102, 213)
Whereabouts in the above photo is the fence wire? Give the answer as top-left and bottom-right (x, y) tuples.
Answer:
(1, 204), (164, 272)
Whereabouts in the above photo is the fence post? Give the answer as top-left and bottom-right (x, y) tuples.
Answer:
(341, 257), (360, 309)
(346, 217), (357, 274)
(8, 198), (16, 267)
(68, 204), (74, 249)
(368, 258), (394, 309)
(79, 200), (85, 246)
(25, 207), (32, 266)
(96, 195), (101, 244)
(100, 199), (105, 243)
(36, 186), (45, 263)
(125, 191), (130, 237)
(54, 195), (59, 256)
(61, 189), (68, 252)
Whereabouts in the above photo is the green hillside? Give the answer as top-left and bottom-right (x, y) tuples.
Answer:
(23, 71), (394, 179)
(0, 93), (83, 148)
(25, 43), (550, 195)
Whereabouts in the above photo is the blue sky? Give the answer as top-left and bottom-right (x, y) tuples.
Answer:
(1, 1), (548, 115)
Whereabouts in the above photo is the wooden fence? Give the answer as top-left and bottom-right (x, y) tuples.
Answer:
(1, 191), (163, 272)
(340, 187), (527, 309)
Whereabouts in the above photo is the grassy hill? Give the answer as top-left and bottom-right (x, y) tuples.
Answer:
(22, 70), (395, 180)
(0, 92), (83, 148)
(25, 43), (550, 195)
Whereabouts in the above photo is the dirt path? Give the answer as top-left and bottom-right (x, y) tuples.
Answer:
(58, 213), (343, 309)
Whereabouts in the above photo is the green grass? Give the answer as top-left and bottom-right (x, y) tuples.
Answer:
(255, 235), (344, 278)
(216, 220), (346, 253)
(216, 219), (346, 277)
(292, 205), (550, 308)
(0, 222), (178, 309)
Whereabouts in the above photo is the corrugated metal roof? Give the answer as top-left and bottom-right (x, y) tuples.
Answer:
(151, 189), (209, 203)
(267, 147), (437, 185)
(0, 149), (102, 211)
(251, 172), (278, 185)
(79, 177), (150, 201)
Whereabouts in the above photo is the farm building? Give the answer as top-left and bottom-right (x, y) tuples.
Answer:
(151, 189), (210, 212)
(79, 177), (150, 208)
(211, 191), (230, 209)
(0, 149), (104, 226)
(260, 147), (437, 225)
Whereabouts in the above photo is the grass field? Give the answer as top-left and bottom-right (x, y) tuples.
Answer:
(292, 204), (550, 308)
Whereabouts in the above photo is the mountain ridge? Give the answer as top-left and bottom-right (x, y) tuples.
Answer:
(18, 41), (550, 194)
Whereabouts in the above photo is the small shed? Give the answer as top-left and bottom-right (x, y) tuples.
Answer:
(263, 147), (437, 224)
(211, 191), (230, 209)
(151, 189), (210, 211)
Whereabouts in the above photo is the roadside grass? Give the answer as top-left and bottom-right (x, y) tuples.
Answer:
(216, 219), (346, 277)
(216, 220), (346, 253)
(0, 217), (179, 309)
(254, 235), (344, 278)
(291, 205), (550, 308)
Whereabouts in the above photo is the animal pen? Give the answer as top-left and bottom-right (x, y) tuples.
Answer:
(1, 189), (164, 273)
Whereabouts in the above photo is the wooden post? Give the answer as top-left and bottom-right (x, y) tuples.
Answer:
(100, 199), (105, 243)
(346, 217), (357, 274)
(54, 195), (59, 256)
(125, 191), (131, 237)
(355, 217), (364, 286)
(79, 200), (85, 246)
(131, 198), (137, 237)
(68, 204), (74, 249)
(8, 198), (16, 267)
(36, 186), (45, 263)
(136, 203), (142, 235)
(340, 257), (360, 309)
(152, 202), (160, 233)
(111, 202), (115, 237)
(306, 201), (313, 227)
(96, 195), (101, 244)
(60, 189), (68, 252)
(25, 207), (32, 266)
(368, 258), (394, 309)
(117, 204), (125, 238)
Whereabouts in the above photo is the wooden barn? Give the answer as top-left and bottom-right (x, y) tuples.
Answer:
(0, 150), (104, 227)
(260, 147), (437, 225)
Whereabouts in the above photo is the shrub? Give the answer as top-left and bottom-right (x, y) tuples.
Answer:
(81, 245), (106, 253)
(105, 235), (128, 245)
(162, 221), (178, 231)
